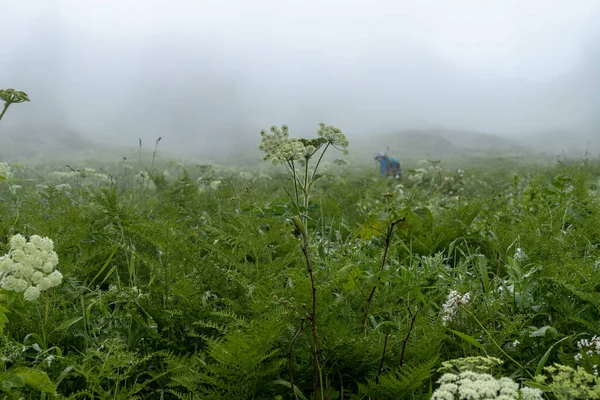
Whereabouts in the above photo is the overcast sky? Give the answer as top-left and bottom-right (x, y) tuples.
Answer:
(1, 0), (600, 154)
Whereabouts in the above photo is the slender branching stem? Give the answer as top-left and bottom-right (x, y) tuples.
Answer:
(288, 317), (307, 400)
(376, 329), (390, 384)
(399, 307), (419, 367)
(311, 143), (330, 182)
(303, 157), (310, 226)
(361, 217), (404, 335)
(300, 242), (320, 400)
(0, 102), (9, 121)
(463, 308), (533, 379)
(290, 161), (301, 208)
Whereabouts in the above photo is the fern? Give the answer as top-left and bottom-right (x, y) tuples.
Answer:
(357, 359), (437, 399)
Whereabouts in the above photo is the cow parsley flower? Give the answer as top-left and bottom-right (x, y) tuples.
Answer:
(431, 371), (543, 399)
(0, 234), (62, 301)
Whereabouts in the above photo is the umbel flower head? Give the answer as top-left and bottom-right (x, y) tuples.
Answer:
(431, 370), (543, 400)
(0, 234), (62, 301)
(259, 123), (349, 165)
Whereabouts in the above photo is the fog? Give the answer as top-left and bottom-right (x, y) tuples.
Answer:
(2, 0), (600, 160)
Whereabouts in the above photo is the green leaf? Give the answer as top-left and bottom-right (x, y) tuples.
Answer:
(1, 367), (55, 394)
(0, 305), (9, 336)
(88, 244), (119, 288)
(268, 379), (308, 400)
(52, 317), (83, 333)
(529, 325), (557, 338)
(535, 335), (575, 376)
(448, 329), (484, 350)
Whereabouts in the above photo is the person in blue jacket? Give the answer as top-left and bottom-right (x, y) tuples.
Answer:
(375, 152), (401, 178)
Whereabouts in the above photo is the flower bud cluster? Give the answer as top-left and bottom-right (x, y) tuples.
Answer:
(0, 234), (62, 301)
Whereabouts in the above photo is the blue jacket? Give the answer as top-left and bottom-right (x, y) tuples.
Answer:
(379, 157), (400, 176)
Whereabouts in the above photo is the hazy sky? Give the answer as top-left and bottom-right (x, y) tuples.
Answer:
(2, 0), (600, 154)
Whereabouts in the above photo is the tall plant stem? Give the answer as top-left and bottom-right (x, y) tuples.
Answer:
(303, 157), (310, 227)
(376, 330), (390, 384)
(288, 317), (307, 400)
(300, 234), (320, 400)
(0, 102), (9, 120)
(310, 143), (329, 182)
(399, 307), (419, 367)
(290, 161), (301, 209)
(361, 218), (404, 335)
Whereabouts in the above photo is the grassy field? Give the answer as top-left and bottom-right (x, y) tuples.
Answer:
(1, 125), (600, 399)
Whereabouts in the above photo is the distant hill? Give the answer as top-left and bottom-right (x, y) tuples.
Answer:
(516, 130), (599, 156)
(350, 128), (532, 162)
(0, 123), (104, 160)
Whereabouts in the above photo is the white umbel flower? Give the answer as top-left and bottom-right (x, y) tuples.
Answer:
(431, 371), (543, 399)
(0, 234), (62, 301)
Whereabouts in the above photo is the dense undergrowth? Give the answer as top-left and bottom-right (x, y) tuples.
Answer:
(1, 132), (600, 399)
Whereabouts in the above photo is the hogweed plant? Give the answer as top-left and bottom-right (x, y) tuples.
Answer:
(259, 123), (348, 400)
(0, 88), (30, 122)
(0, 234), (62, 395)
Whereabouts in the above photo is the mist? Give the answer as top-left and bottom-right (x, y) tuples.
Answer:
(2, 0), (600, 161)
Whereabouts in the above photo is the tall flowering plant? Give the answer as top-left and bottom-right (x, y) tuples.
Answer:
(259, 123), (348, 226)
(259, 123), (348, 400)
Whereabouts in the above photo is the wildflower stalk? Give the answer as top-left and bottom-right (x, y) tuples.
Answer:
(361, 216), (404, 335)
(376, 328), (390, 384)
(150, 137), (162, 172)
(400, 307), (419, 367)
(287, 317), (307, 400)
(294, 218), (321, 399)
(0, 102), (9, 121)
(463, 307), (533, 379)
(260, 123), (348, 400)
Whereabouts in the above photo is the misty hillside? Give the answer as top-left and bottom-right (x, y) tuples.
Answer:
(517, 129), (599, 156)
(0, 124), (105, 160)
(350, 129), (534, 161)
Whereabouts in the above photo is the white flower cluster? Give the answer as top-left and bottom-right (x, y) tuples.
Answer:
(0, 234), (62, 301)
(409, 168), (429, 184)
(259, 125), (310, 164)
(431, 371), (543, 400)
(574, 335), (600, 368)
(442, 290), (471, 326)
(317, 123), (349, 153)
(0, 162), (13, 179)
(259, 123), (349, 165)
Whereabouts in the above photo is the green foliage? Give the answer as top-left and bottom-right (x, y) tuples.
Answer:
(1, 144), (600, 398)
